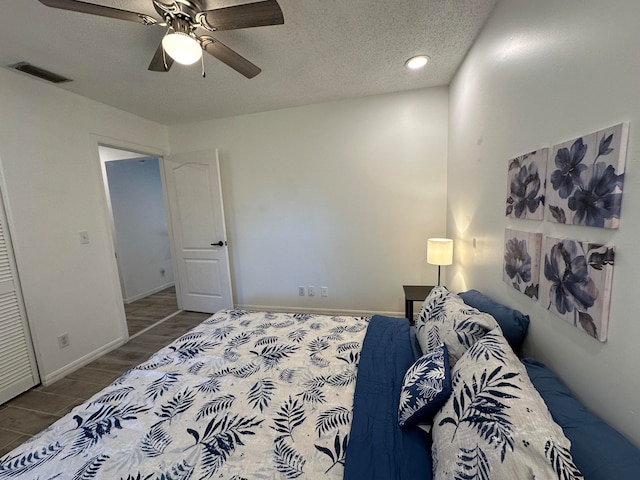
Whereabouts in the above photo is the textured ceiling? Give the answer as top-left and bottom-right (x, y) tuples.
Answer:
(1, 0), (498, 125)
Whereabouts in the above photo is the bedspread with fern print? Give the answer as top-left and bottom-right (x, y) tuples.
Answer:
(0, 310), (370, 480)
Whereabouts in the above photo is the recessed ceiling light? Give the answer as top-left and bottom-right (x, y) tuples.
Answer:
(405, 55), (430, 70)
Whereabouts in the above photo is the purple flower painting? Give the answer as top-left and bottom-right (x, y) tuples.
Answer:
(546, 123), (629, 229)
(503, 229), (542, 299)
(540, 236), (614, 342)
(506, 149), (547, 220)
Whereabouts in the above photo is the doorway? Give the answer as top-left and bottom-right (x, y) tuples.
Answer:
(99, 146), (179, 336)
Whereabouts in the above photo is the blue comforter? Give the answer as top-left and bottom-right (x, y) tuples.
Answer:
(344, 315), (432, 479)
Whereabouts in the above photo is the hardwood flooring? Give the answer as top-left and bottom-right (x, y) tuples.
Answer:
(124, 286), (180, 337)
(0, 287), (210, 458)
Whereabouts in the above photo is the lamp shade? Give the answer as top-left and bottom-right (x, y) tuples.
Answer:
(427, 238), (453, 266)
(162, 32), (202, 65)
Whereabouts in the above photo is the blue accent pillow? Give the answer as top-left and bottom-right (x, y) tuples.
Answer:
(459, 289), (530, 354)
(398, 344), (451, 428)
(523, 358), (640, 480)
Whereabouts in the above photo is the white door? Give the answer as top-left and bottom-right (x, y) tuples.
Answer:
(163, 150), (233, 313)
(0, 181), (39, 404)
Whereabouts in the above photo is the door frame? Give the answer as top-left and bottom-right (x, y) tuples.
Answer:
(90, 135), (182, 341)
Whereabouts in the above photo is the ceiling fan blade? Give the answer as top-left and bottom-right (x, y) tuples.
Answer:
(38, 0), (157, 25)
(200, 36), (261, 78)
(198, 0), (283, 31)
(148, 40), (174, 72)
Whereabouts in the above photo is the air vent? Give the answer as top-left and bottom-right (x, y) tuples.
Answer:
(9, 62), (72, 84)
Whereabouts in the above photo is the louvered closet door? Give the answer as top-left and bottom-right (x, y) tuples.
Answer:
(0, 188), (39, 405)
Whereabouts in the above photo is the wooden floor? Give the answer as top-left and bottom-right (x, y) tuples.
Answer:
(124, 286), (180, 337)
(0, 287), (210, 457)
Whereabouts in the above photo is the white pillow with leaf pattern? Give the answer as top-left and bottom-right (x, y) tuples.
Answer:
(416, 286), (498, 366)
(431, 329), (583, 480)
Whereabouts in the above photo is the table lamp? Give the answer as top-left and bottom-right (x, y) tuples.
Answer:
(427, 238), (453, 286)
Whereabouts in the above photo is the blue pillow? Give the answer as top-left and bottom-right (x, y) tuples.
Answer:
(523, 358), (640, 480)
(398, 344), (451, 428)
(458, 289), (529, 354)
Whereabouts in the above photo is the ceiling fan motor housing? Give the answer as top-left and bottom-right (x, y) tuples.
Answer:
(154, 0), (204, 31)
(170, 17), (193, 35)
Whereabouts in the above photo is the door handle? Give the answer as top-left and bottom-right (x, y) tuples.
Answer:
(211, 241), (227, 246)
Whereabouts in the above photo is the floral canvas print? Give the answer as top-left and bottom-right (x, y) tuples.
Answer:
(540, 236), (615, 342)
(503, 229), (542, 299)
(546, 123), (629, 229)
(506, 149), (547, 220)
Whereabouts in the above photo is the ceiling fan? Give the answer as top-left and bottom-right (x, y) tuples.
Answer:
(38, 0), (284, 78)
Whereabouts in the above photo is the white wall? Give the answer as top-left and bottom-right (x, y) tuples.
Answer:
(0, 68), (168, 383)
(447, 0), (640, 445)
(169, 88), (449, 315)
(105, 157), (174, 302)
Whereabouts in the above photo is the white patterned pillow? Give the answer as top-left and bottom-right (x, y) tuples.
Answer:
(416, 286), (498, 366)
(398, 344), (452, 428)
(431, 329), (584, 480)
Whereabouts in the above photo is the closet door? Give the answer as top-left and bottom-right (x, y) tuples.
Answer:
(0, 185), (39, 404)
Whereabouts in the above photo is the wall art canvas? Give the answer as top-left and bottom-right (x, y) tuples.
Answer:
(546, 122), (629, 229)
(505, 149), (547, 220)
(503, 229), (542, 299)
(540, 236), (614, 342)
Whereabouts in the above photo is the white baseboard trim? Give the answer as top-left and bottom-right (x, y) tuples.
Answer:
(41, 309), (182, 386)
(234, 304), (403, 319)
(40, 336), (127, 386)
(124, 282), (175, 304)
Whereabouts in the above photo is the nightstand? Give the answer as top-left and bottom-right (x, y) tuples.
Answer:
(403, 285), (434, 325)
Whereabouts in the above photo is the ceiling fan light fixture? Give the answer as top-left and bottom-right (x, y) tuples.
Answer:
(405, 55), (429, 70)
(162, 32), (202, 65)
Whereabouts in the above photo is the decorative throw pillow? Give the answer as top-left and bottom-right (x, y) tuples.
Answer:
(416, 286), (498, 366)
(398, 344), (452, 428)
(431, 329), (584, 480)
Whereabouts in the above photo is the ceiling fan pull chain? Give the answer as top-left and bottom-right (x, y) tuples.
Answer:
(201, 52), (206, 78)
(162, 47), (168, 71)
(162, 26), (171, 71)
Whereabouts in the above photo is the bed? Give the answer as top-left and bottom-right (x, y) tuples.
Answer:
(1, 289), (639, 479)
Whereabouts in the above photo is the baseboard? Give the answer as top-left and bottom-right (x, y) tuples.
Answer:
(234, 304), (403, 319)
(40, 336), (127, 386)
(124, 282), (175, 304)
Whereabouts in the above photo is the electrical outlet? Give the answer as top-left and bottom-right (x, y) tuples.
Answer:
(321, 286), (328, 297)
(57, 332), (70, 349)
(79, 231), (89, 245)
(298, 286), (305, 296)
(308, 286), (315, 296)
